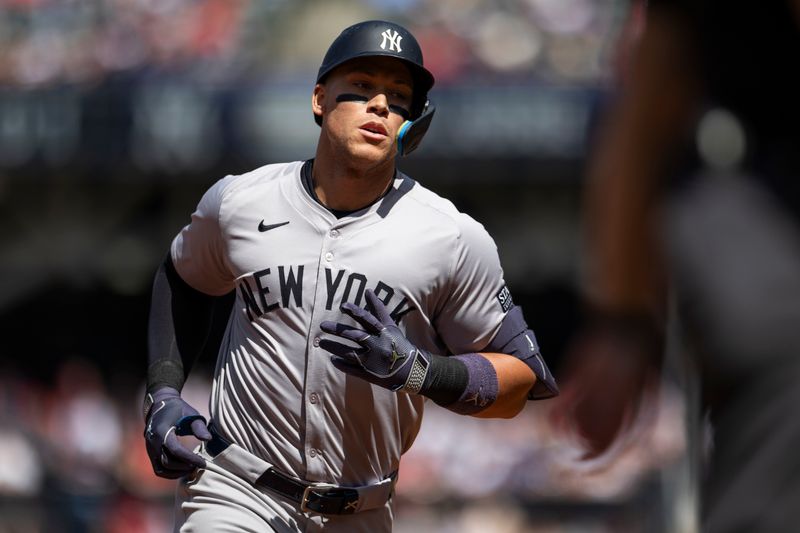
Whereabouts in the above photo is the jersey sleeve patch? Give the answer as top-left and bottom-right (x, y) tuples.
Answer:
(496, 285), (514, 313)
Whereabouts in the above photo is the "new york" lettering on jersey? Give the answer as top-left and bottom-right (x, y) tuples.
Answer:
(237, 266), (416, 324)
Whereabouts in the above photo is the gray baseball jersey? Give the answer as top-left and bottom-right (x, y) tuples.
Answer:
(171, 160), (508, 489)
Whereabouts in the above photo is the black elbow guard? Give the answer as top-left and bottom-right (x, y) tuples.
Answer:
(485, 306), (559, 400)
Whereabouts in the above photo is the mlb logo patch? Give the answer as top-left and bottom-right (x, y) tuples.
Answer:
(496, 285), (513, 312)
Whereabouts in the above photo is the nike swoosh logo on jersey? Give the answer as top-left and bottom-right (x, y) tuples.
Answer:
(258, 220), (290, 232)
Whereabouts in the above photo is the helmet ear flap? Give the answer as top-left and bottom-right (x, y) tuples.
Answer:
(397, 101), (435, 156)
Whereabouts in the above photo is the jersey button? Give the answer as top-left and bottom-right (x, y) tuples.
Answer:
(329, 229), (339, 238)
(309, 449), (317, 458)
(324, 252), (334, 262)
(313, 337), (320, 347)
(310, 392), (319, 404)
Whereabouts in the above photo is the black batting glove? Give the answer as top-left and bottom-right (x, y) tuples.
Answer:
(143, 386), (211, 479)
(320, 290), (431, 393)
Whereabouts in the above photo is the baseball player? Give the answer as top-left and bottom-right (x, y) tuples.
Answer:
(144, 20), (558, 532)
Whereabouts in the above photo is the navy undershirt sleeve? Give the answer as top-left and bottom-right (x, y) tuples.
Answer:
(146, 253), (230, 393)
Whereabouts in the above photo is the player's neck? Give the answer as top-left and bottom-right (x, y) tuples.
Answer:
(312, 147), (396, 212)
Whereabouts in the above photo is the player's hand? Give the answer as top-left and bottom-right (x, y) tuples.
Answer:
(550, 317), (662, 459)
(320, 289), (430, 393)
(143, 387), (212, 479)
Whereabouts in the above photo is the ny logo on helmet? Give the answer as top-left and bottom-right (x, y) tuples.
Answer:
(380, 29), (403, 53)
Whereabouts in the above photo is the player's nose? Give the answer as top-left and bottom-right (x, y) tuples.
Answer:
(366, 93), (389, 117)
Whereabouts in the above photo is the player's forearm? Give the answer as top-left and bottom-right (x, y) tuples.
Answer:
(320, 290), (555, 417)
(147, 253), (217, 393)
(471, 353), (535, 419)
(584, 8), (698, 317)
(420, 352), (534, 419)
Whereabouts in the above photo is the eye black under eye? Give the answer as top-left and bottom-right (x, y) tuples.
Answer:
(335, 94), (410, 120)
(336, 94), (369, 104)
(389, 105), (410, 120)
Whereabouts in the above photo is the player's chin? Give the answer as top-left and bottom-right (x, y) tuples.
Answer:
(350, 138), (396, 163)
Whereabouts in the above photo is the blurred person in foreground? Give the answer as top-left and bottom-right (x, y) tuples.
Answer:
(553, 1), (800, 531)
(143, 20), (557, 533)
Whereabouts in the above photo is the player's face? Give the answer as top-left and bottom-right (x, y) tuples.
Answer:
(313, 56), (413, 165)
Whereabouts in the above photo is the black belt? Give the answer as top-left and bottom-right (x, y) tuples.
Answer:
(206, 426), (391, 515)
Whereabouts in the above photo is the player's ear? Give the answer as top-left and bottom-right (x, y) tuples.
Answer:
(312, 84), (325, 122)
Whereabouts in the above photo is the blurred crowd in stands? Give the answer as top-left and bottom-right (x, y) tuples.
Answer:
(0, 0), (622, 171)
(0, 0), (621, 88)
(0, 356), (686, 532)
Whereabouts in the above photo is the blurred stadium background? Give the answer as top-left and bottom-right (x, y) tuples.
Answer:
(0, 1), (693, 531)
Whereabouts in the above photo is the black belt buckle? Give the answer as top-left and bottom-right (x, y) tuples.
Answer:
(301, 483), (360, 515)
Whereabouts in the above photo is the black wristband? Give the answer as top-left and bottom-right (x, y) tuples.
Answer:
(420, 355), (469, 405)
(146, 359), (185, 394)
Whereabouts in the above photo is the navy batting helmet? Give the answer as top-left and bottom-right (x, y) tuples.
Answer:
(314, 20), (435, 125)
